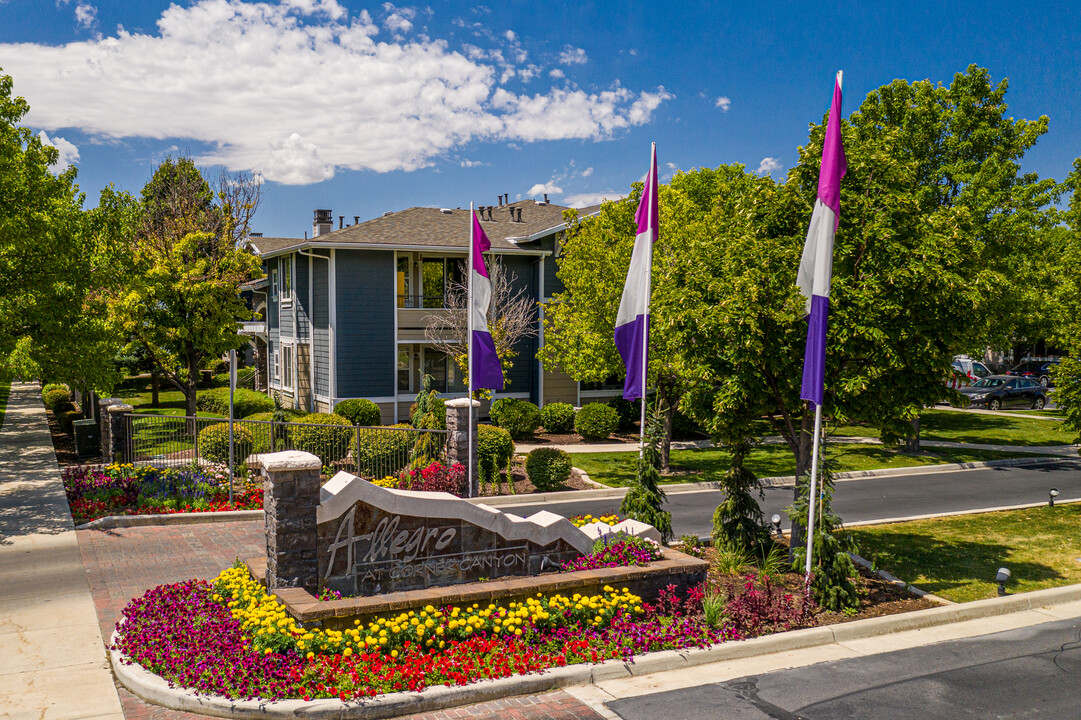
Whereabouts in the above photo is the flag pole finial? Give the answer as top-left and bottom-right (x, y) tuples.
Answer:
(836, 70), (843, 90)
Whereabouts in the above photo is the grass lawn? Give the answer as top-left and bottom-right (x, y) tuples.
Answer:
(846, 503), (1081, 602)
(0, 377), (10, 431)
(830, 408), (1077, 447)
(570, 443), (1044, 488)
(115, 375), (224, 418)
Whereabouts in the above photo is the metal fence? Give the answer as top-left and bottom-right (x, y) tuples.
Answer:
(123, 414), (447, 479)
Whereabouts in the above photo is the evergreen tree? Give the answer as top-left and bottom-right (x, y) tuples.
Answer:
(711, 440), (767, 551)
(619, 402), (673, 542)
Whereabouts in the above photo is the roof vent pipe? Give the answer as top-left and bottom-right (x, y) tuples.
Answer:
(497, 195), (503, 207)
(354, 216), (360, 225)
(543, 193), (548, 203)
(339, 216), (344, 229)
(488, 206), (494, 221)
(516, 207), (522, 222)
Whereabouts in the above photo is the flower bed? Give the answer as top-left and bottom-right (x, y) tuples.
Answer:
(63, 463), (262, 524)
(369, 461), (467, 495)
(569, 513), (620, 527)
(112, 564), (747, 702)
(561, 537), (663, 572)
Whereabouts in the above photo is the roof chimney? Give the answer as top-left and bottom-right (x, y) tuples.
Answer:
(313, 209), (332, 237)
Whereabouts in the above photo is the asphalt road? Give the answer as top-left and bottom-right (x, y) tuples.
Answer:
(606, 616), (1081, 720)
(503, 459), (1081, 537)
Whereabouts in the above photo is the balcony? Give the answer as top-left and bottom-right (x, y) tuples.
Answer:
(397, 293), (451, 310)
(238, 321), (267, 337)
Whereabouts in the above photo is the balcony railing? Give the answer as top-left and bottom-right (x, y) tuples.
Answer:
(397, 294), (451, 310)
(238, 321), (267, 336)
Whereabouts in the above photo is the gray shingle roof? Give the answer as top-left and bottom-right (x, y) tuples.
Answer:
(251, 199), (601, 258)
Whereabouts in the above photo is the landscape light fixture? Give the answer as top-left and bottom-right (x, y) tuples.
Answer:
(1049, 488), (1059, 508)
(771, 514), (783, 539)
(996, 567), (1011, 596)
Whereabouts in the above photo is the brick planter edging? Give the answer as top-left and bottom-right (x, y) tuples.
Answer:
(247, 548), (709, 628)
(109, 582), (1081, 720)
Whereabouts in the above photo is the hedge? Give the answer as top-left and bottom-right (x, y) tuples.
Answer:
(489, 398), (541, 440)
(606, 397), (639, 432)
(477, 424), (514, 487)
(525, 447), (572, 491)
(540, 402), (575, 433)
(334, 399), (382, 427)
(355, 424), (415, 477)
(575, 403), (619, 441)
(289, 413), (354, 466)
(195, 388), (274, 418)
(42, 386), (73, 414)
(197, 423), (254, 465)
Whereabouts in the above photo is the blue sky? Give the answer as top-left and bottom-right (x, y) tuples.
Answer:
(0, 1), (1076, 238)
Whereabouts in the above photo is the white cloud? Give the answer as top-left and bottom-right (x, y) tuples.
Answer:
(715, 96), (731, 112)
(581, 166), (592, 177)
(563, 190), (624, 207)
(527, 181), (562, 196)
(1, 0), (670, 185)
(459, 158), (483, 167)
(504, 29), (516, 41)
(74, 2), (98, 29)
(558, 45), (587, 65)
(382, 2), (414, 33)
(548, 68), (564, 79)
(38, 130), (80, 172)
(757, 157), (782, 175)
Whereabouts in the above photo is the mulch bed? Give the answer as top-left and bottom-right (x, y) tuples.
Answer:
(700, 543), (939, 623)
(476, 462), (597, 496)
(43, 406), (93, 469)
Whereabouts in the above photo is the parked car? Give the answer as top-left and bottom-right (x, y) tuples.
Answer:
(956, 375), (1048, 411)
(1006, 359), (1059, 387)
(951, 357), (992, 382)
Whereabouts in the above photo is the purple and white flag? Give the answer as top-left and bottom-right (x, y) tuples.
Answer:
(470, 211), (505, 390)
(614, 144), (658, 401)
(797, 73), (847, 408)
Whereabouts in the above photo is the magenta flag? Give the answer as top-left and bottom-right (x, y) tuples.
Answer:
(796, 74), (846, 407)
(470, 211), (504, 390)
(614, 144), (658, 400)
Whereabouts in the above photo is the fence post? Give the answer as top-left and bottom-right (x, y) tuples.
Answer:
(260, 450), (321, 594)
(444, 398), (479, 498)
(105, 405), (134, 464)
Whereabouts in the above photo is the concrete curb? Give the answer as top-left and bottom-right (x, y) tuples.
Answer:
(78, 455), (1077, 527)
(848, 552), (954, 605)
(110, 583), (1081, 719)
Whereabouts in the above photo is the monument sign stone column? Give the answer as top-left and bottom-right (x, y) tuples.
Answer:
(260, 451), (321, 594)
(443, 398), (479, 497)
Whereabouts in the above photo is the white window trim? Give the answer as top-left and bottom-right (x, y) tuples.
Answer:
(282, 342), (295, 393)
(270, 268), (279, 302)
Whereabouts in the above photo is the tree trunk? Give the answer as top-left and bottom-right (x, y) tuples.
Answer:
(151, 371), (160, 407)
(904, 416), (921, 454)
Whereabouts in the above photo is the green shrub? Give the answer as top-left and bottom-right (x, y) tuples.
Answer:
(477, 424), (514, 488)
(355, 424), (415, 477)
(334, 399), (382, 427)
(42, 386), (73, 413)
(525, 447), (572, 491)
(196, 388), (275, 418)
(575, 403), (619, 441)
(607, 396), (639, 432)
(42, 383), (69, 399)
(57, 409), (82, 434)
(540, 402), (576, 434)
(289, 413), (353, 466)
(244, 412), (287, 454)
(197, 423), (254, 465)
(489, 398), (541, 440)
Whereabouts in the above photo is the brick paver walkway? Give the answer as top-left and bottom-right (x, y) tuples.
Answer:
(77, 522), (604, 720)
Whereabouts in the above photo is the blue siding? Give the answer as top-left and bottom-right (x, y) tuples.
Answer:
(499, 254), (539, 399)
(335, 250), (394, 398)
(312, 253), (330, 397)
(265, 260), (280, 383)
(295, 253), (310, 340)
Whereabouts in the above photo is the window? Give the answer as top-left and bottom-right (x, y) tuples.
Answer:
(398, 348), (412, 393)
(282, 345), (293, 389)
(581, 374), (623, 392)
(280, 256), (292, 304)
(397, 255), (413, 308)
(272, 350), (280, 381)
(270, 268), (278, 301)
(422, 348), (466, 393)
(420, 257), (465, 309)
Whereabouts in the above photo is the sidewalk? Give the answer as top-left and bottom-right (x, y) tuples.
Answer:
(0, 382), (123, 720)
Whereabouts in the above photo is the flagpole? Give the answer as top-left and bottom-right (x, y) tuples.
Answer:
(639, 142), (656, 455)
(804, 403), (822, 576)
(468, 202), (475, 496)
